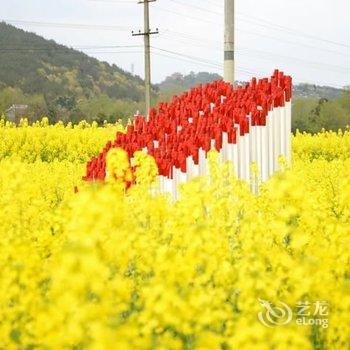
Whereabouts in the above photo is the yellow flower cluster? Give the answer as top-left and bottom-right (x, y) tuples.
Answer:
(0, 117), (124, 163)
(293, 128), (350, 161)
(0, 123), (349, 349)
(133, 150), (158, 185)
(105, 148), (158, 189)
(106, 148), (134, 186)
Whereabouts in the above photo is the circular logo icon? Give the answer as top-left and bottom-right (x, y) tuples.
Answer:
(258, 298), (293, 328)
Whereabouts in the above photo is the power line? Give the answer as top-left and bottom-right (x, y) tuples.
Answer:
(3, 35), (347, 77)
(165, 28), (350, 60)
(167, 0), (222, 15)
(88, 0), (136, 3)
(236, 27), (350, 58)
(151, 45), (347, 88)
(152, 50), (262, 79)
(151, 46), (265, 77)
(0, 45), (142, 51)
(155, 34), (350, 75)
(200, 0), (223, 8)
(0, 50), (143, 55)
(154, 1), (350, 51)
(2, 19), (131, 31)
(152, 46), (222, 68)
(83, 50), (143, 54)
(82, 0), (350, 53)
(152, 51), (222, 70)
(154, 7), (218, 25)
(237, 12), (350, 50)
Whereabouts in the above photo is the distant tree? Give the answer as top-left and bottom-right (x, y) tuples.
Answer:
(318, 100), (349, 131)
(292, 98), (319, 132)
(337, 91), (350, 111)
(292, 92), (350, 133)
(55, 96), (77, 111)
(0, 22), (148, 122)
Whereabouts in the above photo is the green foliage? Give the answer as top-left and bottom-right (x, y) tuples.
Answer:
(156, 71), (222, 102)
(0, 21), (348, 130)
(292, 98), (319, 133)
(78, 95), (144, 124)
(0, 22), (147, 122)
(293, 83), (342, 99)
(292, 92), (350, 133)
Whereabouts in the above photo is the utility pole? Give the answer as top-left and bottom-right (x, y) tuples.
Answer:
(132, 0), (158, 118)
(224, 0), (235, 85)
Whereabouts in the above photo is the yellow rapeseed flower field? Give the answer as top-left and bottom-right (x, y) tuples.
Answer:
(0, 119), (349, 349)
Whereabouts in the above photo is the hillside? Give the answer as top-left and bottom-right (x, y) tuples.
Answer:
(0, 22), (148, 122)
(157, 72), (222, 92)
(292, 83), (343, 99)
(157, 72), (350, 133)
(0, 22), (347, 127)
(157, 72), (344, 100)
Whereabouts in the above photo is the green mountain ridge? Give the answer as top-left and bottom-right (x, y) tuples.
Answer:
(0, 22), (148, 122)
(157, 72), (345, 100)
(0, 21), (349, 131)
(157, 72), (350, 133)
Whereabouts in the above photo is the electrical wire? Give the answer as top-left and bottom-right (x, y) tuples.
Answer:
(2, 19), (131, 31)
(155, 33), (350, 75)
(165, 28), (350, 59)
(154, 7), (218, 25)
(237, 12), (350, 50)
(158, 1), (350, 51)
(167, 0), (222, 15)
(0, 45), (142, 52)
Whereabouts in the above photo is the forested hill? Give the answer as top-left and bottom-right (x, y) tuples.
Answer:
(157, 72), (344, 100)
(0, 22), (347, 125)
(157, 72), (350, 133)
(0, 22), (148, 122)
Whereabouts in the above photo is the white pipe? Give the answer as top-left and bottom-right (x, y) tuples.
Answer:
(286, 101), (292, 163)
(227, 142), (233, 162)
(256, 125), (262, 188)
(232, 143), (238, 177)
(236, 125), (244, 180)
(172, 166), (177, 200)
(186, 157), (192, 181)
(280, 105), (286, 158)
(250, 125), (257, 165)
(199, 148), (206, 176)
(180, 169), (187, 184)
(164, 176), (172, 195)
(192, 162), (200, 178)
(261, 124), (269, 182)
(227, 142), (234, 175)
(244, 133), (250, 183)
(159, 175), (163, 193)
(268, 110), (274, 176)
(273, 107), (281, 171)
(222, 132), (228, 162)
(157, 94), (292, 200)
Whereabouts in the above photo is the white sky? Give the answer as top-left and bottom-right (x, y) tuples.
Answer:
(1, 0), (350, 87)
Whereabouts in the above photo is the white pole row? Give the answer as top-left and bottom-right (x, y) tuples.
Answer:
(155, 101), (291, 200)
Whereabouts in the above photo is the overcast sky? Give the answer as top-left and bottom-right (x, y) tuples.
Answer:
(1, 0), (350, 87)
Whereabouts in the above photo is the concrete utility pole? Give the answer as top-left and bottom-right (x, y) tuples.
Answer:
(132, 0), (158, 118)
(224, 0), (235, 85)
